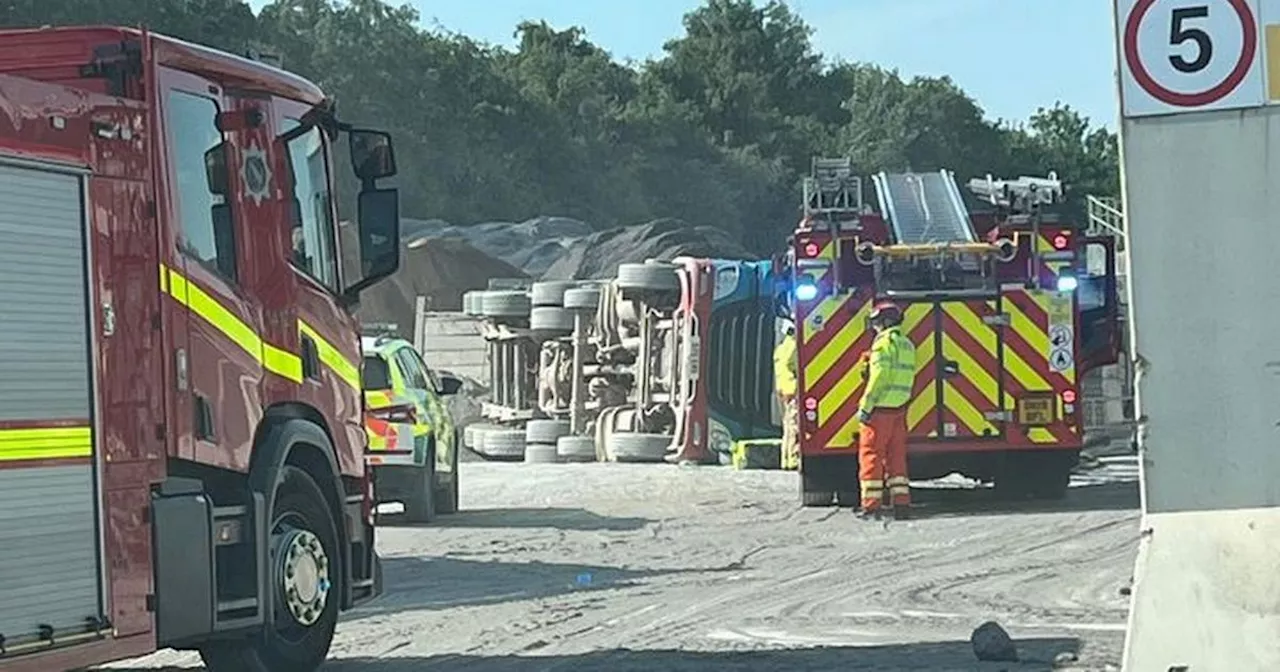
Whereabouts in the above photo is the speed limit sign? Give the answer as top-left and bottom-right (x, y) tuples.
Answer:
(1116, 0), (1265, 117)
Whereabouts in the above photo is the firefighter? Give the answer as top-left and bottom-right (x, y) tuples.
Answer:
(774, 323), (799, 469)
(855, 301), (917, 520)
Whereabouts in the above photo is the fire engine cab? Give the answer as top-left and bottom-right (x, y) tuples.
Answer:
(0, 26), (400, 672)
(780, 157), (1120, 507)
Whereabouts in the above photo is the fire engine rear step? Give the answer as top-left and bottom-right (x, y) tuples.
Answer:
(872, 170), (977, 244)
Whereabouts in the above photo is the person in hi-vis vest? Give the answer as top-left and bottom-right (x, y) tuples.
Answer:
(855, 301), (917, 520)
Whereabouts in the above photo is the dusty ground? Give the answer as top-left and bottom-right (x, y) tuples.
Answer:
(110, 458), (1140, 671)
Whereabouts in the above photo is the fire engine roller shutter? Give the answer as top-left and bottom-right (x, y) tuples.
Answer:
(0, 162), (103, 645)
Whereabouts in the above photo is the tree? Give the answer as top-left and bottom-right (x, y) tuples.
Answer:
(1, 0), (1119, 254)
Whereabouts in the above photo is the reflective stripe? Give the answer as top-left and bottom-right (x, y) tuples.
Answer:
(860, 479), (884, 496)
(889, 486), (911, 495)
(886, 476), (910, 487)
(859, 327), (916, 413)
(160, 263), (359, 391)
(299, 320), (361, 391)
(0, 426), (91, 462)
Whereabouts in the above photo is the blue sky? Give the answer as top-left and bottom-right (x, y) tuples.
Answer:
(249, 0), (1119, 128)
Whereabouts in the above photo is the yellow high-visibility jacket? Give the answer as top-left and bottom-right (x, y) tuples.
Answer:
(857, 326), (916, 414)
(774, 331), (797, 397)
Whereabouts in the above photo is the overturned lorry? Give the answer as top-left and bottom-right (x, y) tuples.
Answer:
(451, 256), (783, 465)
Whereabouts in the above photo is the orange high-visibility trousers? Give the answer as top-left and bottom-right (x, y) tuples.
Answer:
(857, 407), (911, 510)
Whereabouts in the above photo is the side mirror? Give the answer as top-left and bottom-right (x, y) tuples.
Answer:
(438, 374), (463, 396)
(204, 142), (229, 195)
(349, 129), (396, 181)
(342, 188), (400, 302)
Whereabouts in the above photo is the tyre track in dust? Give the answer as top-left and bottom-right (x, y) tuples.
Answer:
(107, 463), (1140, 670)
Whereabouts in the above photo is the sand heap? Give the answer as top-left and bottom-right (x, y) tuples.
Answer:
(540, 218), (757, 280)
(352, 234), (527, 337)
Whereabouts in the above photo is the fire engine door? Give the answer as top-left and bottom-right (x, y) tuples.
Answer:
(930, 299), (1006, 440)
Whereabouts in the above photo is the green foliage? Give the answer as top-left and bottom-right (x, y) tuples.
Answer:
(1, 0), (1119, 252)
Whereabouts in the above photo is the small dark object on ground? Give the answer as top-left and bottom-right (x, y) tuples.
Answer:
(971, 620), (1019, 662)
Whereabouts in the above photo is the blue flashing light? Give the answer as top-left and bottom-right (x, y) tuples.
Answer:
(794, 281), (819, 301)
(1056, 275), (1079, 292)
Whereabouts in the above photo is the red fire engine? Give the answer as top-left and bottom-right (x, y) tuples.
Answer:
(783, 158), (1120, 506)
(0, 27), (400, 671)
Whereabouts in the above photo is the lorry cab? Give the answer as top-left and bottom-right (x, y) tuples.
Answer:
(0, 26), (399, 672)
(673, 257), (781, 463)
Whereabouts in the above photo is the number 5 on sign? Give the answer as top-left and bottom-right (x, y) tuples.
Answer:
(1116, 0), (1265, 118)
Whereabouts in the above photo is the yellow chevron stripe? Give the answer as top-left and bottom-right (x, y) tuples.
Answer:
(1027, 427), (1056, 444)
(939, 333), (998, 405)
(814, 298), (926, 422)
(906, 332), (936, 432)
(941, 380), (990, 436)
(803, 295), (869, 386)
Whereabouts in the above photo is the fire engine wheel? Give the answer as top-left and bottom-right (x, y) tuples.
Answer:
(404, 444), (438, 524)
(800, 472), (836, 507)
(199, 466), (339, 672)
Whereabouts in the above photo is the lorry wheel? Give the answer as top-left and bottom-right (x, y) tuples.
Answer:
(404, 450), (438, 523)
(481, 290), (532, 318)
(436, 433), (461, 514)
(526, 419), (570, 445)
(606, 432), (670, 463)
(563, 286), (601, 311)
(531, 280), (576, 307)
(616, 262), (680, 293)
(530, 306), (574, 338)
(481, 429), (527, 461)
(556, 435), (597, 462)
(199, 466), (339, 672)
(524, 443), (560, 463)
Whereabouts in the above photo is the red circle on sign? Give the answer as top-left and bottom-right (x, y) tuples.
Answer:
(1123, 0), (1257, 107)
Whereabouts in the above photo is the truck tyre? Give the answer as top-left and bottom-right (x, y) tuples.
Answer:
(529, 306), (574, 336)
(436, 432), (461, 514)
(524, 443), (560, 463)
(531, 281), (576, 307)
(606, 432), (670, 463)
(199, 466), (339, 672)
(563, 287), (601, 311)
(481, 290), (531, 318)
(616, 262), (680, 294)
(481, 429), (526, 461)
(404, 445), (438, 524)
(556, 435), (597, 462)
(526, 419), (570, 445)
(462, 290), (483, 315)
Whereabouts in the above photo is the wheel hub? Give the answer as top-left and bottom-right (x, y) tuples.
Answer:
(277, 529), (331, 626)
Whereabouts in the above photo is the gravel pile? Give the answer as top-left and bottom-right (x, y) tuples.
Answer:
(540, 218), (757, 280)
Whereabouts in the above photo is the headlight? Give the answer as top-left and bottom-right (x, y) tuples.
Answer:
(794, 279), (819, 301)
(1056, 275), (1078, 292)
